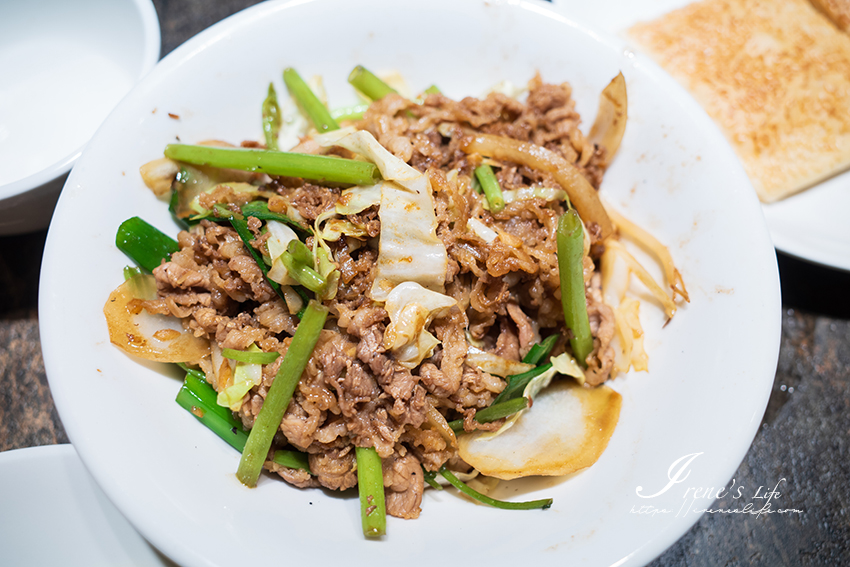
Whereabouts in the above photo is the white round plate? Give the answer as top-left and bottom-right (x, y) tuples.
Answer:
(553, 0), (850, 272)
(39, 1), (781, 566)
(0, 445), (172, 566)
(0, 0), (160, 235)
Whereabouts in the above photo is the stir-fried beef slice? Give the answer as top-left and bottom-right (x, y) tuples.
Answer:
(279, 392), (325, 451)
(267, 461), (320, 489)
(347, 401), (401, 459)
(314, 332), (379, 418)
(314, 416), (349, 446)
(289, 184), (339, 221)
(401, 427), (453, 472)
(584, 273), (616, 386)
(228, 255), (274, 303)
(469, 276), (510, 320)
(507, 302), (537, 356)
(494, 317), (521, 362)
(331, 361), (380, 417)
(347, 206), (381, 237)
(333, 241), (378, 307)
(309, 446), (358, 491)
(451, 365), (504, 410)
(215, 312), (267, 350)
(254, 299), (298, 335)
(362, 94), (416, 162)
(431, 311), (467, 397)
(382, 449), (424, 519)
(362, 75), (605, 189)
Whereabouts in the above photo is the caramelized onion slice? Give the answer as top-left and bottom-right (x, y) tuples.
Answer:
(139, 158), (179, 197)
(466, 346), (535, 378)
(460, 134), (614, 240)
(458, 380), (621, 480)
(604, 203), (689, 302)
(104, 278), (210, 363)
(605, 240), (678, 319)
(588, 72), (627, 166)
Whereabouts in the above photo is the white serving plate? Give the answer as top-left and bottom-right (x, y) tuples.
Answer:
(39, 1), (781, 566)
(0, 445), (172, 566)
(0, 0), (160, 235)
(553, 0), (850, 271)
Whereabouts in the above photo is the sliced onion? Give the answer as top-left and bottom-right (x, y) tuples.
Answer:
(139, 158), (179, 197)
(604, 202), (689, 302)
(605, 240), (678, 319)
(467, 218), (498, 243)
(466, 346), (534, 377)
(425, 398), (457, 448)
(104, 278), (210, 364)
(588, 72), (627, 166)
(460, 134), (614, 240)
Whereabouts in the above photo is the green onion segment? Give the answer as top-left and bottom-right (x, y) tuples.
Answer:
(163, 144), (380, 186)
(356, 446), (387, 537)
(438, 467), (553, 510)
(557, 209), (593, 366)
(236, 301), (328, 487)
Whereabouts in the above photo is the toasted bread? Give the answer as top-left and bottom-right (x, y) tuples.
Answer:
(628, 0), (850, 202)
(811, 0), (850, 32)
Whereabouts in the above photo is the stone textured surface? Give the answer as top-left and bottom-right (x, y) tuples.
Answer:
(0, 1), (848, 564)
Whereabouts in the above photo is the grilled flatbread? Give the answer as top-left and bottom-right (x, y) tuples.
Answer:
(628, 0), (850, 202)
(811, 0), (850, 32)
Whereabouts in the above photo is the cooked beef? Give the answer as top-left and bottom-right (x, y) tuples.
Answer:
(140, 74), (632, 515)
(382, 449), (424, 519)
(310, 446), (358, 491)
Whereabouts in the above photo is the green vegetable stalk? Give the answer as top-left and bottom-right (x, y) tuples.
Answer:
(175, 368), (250, 452)
(447, 397), (529, 432)
(331, 103), (370, 122)
(438, 467), (553, 510)
(262, 82), (282, 151)
(348, 65), (397, 101)
(239, 201), (311, 237)
(176, 367), (310, 474)
(474, 164), (505, 213)
(280, 240), (327, 294)
(522, 334), (558, 366)
(222, 348), (280, 365)
(163, 144), (380, 186)
(236, 301), (328, 487)
(557, 209), (593, 366)
(492, 363), (552, 405)
(272, 449), (311, 473)
(356, 446), (386, 537)
(282, 68), (339, 133)
(116, 217), (179, 272)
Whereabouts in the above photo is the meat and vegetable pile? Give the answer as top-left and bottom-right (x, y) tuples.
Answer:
(104, 66), (688, 537)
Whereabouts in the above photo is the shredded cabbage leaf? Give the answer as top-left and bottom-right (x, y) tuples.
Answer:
(383, 282), (457, 369)
(217, 344), (264, 411)
(467, 218), (498, 243)
(314, 127), (447, 300)
(483, 352), (586, 438)
(266, 220), (299, 286)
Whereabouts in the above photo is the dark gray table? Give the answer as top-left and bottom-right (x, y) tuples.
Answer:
(1, 1), (847, 564)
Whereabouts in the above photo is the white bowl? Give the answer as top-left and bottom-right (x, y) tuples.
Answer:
(39, 0), (781, 565)
(0, 0), (160, 235)
(0, 445), (170, 566)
